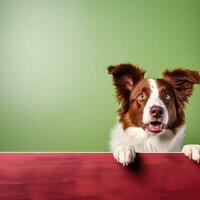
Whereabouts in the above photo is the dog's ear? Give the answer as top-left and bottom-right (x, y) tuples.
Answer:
(108, 63), (145, 114)
(162, 68), (200, 106)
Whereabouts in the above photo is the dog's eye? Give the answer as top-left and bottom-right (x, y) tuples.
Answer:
(164, 93), (171, 100)
(137, 92), (145, 101)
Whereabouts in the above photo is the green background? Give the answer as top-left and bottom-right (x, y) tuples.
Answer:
(0, 0), (200, 151)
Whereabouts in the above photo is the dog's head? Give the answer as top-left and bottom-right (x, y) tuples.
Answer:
(108, 64), (200, 135)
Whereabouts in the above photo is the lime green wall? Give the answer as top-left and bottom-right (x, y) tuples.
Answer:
(0, 0), (200, 151)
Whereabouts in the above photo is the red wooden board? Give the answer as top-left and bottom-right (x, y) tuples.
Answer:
(0, 153), (199, 200)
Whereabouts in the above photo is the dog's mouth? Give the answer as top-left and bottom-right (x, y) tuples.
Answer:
(145, 121), (166, 133)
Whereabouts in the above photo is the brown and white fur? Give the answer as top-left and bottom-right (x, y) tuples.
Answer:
(108, 63), (200, 166)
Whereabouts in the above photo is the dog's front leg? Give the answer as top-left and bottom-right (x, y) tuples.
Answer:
(182, 144), (200, 163)
(112, 144), (136, 166)
(109, 124), (136, 166)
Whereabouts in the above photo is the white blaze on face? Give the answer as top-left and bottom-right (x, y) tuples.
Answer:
(142, 79), (169, 125)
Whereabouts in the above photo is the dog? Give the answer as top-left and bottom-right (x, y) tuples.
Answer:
(108, 63), (200, 166)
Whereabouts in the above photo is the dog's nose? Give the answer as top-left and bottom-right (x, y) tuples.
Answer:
(150, 106), (164, 118)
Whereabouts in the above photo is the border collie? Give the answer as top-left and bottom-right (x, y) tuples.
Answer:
(108, 63), (200, 166)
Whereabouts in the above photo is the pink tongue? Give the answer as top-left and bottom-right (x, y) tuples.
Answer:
(149, 123), (162, 132)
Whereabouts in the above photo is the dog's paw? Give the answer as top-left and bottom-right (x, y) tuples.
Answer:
(113, 144), (136, 166)
(182, 144), (200, 163)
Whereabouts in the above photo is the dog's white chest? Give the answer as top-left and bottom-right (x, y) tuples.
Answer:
(110, 123), (185, 153)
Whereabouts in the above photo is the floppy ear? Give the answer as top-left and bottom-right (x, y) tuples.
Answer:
(108, 63), (145, 114)
(162, 68), (200, 106)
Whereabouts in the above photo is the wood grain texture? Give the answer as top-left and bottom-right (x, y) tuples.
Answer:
(0, 153), (199, 200)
